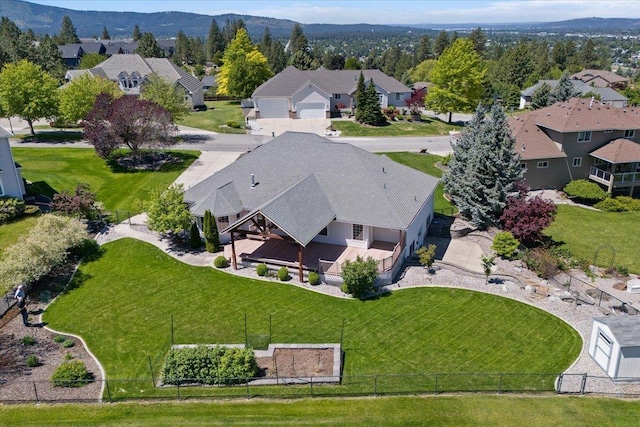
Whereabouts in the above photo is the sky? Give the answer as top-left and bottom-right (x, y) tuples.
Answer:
(26, 0), (637, 25)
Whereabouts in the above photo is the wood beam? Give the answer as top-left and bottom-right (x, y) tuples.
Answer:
(230, 231), (237, 270)
(298, 244), (304, 282)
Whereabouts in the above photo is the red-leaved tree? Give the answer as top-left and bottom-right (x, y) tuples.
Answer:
(52, 183), (98, 219)
(500, 183), (557, 245)
(405, 87), (426, 116)
(83, 93), (177, 159)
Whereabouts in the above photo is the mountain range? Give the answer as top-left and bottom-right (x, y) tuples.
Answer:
(1, 0), (639, 40)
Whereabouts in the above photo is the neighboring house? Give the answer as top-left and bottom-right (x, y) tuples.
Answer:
(589, 316), (640, 381)
(184, 132), (438, 282)
(0, 127), (26, 200)
(65, 54), (205, 108)
(510, 98), (640, 195)
(58, 44), (84, 69)
(519, 79), (628, 109)
(571, 69), (630, 90)
(201, 75), (217, 91)
(252, 66), (412, 119)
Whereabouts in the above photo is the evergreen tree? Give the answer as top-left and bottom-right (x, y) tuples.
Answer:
(414, 35), (432, 64)
(136, 33), (163, 58)
(132, 24), (141, 42)
(288, 23), (308, 54)
(101, 26), (110, 40)
(56, 16), (80, 44)
(174, 30), (190, 64)
(469, 27), (487, 56)
(500, 40), (534, 90)
(206, 19), (224, 61)
(189, 36), (206, 66)
(259, 27), (287, 74)
(190, 221), (202, 249)
(444, 103), (523, 229)
(435, 31), (451, 57)
(360, 78), (385, 126)
(530, 82), (552, 109)
(203, 210), (220, 252)
(290, 50), (314, 70)
(33, 34), (65, 80)
(550, 72), (577, 103)
(222, 19), (245, 46)
(578, 39), (598, 69)
(354, 71), (366, 122)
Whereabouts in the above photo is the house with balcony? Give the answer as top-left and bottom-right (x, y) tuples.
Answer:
(510, 98), (640, 196)
(184, 132), (438, 283)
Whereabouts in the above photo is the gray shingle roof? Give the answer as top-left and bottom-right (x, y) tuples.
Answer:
(594, 316), (640, 347)
(253, 66), (411, 98)
(58, 44), (83, 59)
(521, 80), (627, 102)
(185, 132), (438, 244)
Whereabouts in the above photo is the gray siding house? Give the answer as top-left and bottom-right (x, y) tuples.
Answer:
(252, 66), (411, 119)
(184, 132), (438, 282)
(65, 54), (205, 108)
(519, 79), (628, 109)
(0, 127), (25, 200)
(510, 98), (640, 195)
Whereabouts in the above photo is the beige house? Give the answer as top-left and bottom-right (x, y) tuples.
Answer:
(511, 98), (640, 195)
(571, 69), (630, 90)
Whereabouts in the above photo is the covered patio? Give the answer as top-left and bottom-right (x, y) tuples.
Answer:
(589, 138), (640, 196)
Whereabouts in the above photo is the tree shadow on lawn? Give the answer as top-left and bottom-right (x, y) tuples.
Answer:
(106, 150), (198, 174)
(26, 181), (58, 199)
(17, 131), (83, 144)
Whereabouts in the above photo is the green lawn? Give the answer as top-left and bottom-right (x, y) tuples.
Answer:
(382, 152), (456, 214)
(12, 129), (84, 143)
(177, 100), (246, 134)
(44, 239), (580, 399)
(545, 205), (640, 273)
(332, 116), (461, 137)
(12, 148), (198, 214)
(2, 396), (640, 426)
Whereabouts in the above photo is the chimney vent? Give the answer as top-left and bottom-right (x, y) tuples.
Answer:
(251, 174), (256, 188)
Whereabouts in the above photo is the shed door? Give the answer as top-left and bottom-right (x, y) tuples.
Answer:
(258, 98), (289, 118)
(296, 102), (325, 119)
(593, 331), (613, 371)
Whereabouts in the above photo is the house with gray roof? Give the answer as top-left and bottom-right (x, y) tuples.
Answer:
(589, 316), (640, 381)
(509, 98), (640, 195)
(252, 66), (412, 119)
(64, 54), (204, 108)
(519, 79), (628, 109)
(0, 127), (25, 200)
(184, 132), (438, 282)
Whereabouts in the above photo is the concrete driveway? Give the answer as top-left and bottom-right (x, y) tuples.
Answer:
(172, 151), (242, 189)
(251, 118), (331, 137)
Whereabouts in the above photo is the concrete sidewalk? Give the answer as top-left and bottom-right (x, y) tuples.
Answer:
(172, 151), (242, 188)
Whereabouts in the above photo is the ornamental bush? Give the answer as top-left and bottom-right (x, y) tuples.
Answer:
(256, 263), (268, 276)
(277, 266), (290, 281)
(0, 196), (26, 223)
(51, 360), (93, 387)
(341, 255), (379, 299)
(214, 256), (228, 268)
(308, 271), (320, 285)
(491, 231), (520, 259)
(26, 355), (40, 367)
(162, 345), (258, 385)
(563, 180), (607, 202)
(595, 196), (640, 212)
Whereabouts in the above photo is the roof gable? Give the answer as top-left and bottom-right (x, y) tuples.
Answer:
(590, 138), (640, 163)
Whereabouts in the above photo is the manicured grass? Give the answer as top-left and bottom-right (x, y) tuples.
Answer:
(0, 214), (39, 255)
(332, 116), (461, 137)
(44, 239), (581, 399)
(177, 100), (246, 134)
(545, 205), (640, 274)
(12, 148), (198, 215)
(12, 129), (84, 143)
(382, 151), (456, 214)
(2, 396), (640, 426)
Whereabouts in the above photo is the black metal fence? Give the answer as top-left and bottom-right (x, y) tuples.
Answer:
(3, 372), (639, 404)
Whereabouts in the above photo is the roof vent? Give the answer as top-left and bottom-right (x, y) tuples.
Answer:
(250, 174), (256, 188)
(522, 144), (526, 150)
(384, 183), (387, 189)
(383, 167), (386, 173)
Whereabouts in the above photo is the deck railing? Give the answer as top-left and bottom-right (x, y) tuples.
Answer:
(590, 167), (640, 186)
(589, 166), (612, 183)
(318, 242), (403, 276)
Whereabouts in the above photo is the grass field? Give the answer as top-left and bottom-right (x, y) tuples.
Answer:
(12, 148), (198, 214)
(2, 396), (640, 426)
(177, 100), (246, 134)
(382, 151), (456, 214)
(44, 238), (581, 399)
(332, 116), (461, 137)
(545, 205), (640, 273)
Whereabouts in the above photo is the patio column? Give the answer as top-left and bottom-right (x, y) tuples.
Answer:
(230, 231), (237, 270)
(298, 244), (304, 282)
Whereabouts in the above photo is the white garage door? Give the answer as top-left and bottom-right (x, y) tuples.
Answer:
(258, 98), (289, 118)
(594, 331), (613, 371)
(296, 102), (326, 119)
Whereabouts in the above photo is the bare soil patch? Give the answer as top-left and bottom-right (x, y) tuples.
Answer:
(255, 348), (334, 379)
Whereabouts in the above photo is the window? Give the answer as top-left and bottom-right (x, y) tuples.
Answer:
(352, 224), (363, 240)
(577, 131), (591, 142)
(334, 94), (341, 100)
(572, 157), (582, 167)
(318, 227), (328, 236)
(218, 216), (229, 225)
(537, 161), (549, 169)
(604, 129), (613, 133)
(520, 162), (527, 170)
(130, 72), (141, 87)
(395, 93), (403, 101)
(594, 158), (604, 166)
(624, 129), (635, 138)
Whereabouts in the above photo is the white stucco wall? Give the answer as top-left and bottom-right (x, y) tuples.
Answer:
(403, 193), (435, 258)
(0, 137), (24, 200)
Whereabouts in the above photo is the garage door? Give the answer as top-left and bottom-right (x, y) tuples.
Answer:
(593, 331), (613, 371)
(258, 98), (289, 118)
(296, 102), (326, 119)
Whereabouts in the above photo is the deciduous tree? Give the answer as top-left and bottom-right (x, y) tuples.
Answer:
(146, 184), (192, 235)
(140, 73), (190, 121)
(52, 183), (99, 220)
(79, 52), (107, 69)
(57, 73), (121, 124)
(500, 184), (556, 245)
(0, 60), (59, 135)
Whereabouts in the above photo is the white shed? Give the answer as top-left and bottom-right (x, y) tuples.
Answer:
(589, 316), (640, 381)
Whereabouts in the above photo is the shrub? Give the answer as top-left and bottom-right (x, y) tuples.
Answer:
(341, 256), (379, 298)
(26, 355), (40, 367)
(214, 256), (228, 268)
(441, 153), (452, 166)
(62, 339), (75, 348)
(256, 263), (268, 276)
(500, 183), (556, 244)
(336, 102), (347, 109)
(520, 248), (561, 279)
(415, 244), (437, 270)
(64, 352), (74, 361)
(22, 335), (36, 346)
(563, 180), (607, 202)
(162, 345), (258, 385)
(24, 205), (41, 216)
(51, 183), (98, 220)
(277, 266), (290, 281)
(0, 196), (26, 224)
(189, 221), (202, 249)
(308, 271), (320, 285)
(53, 335), (66, 343)
(594, 197), (625, 212)
(492, 231), (520, 259)
(226, 120), (242, 129)
(615, 196), (640, 211)
(51, 360), (93, 387)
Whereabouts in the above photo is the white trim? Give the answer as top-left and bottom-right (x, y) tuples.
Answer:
(624, 129), (635, 139)
(577, 131), (592, 143)
(537, 161), (549, 169)
(572, 157), (582, 167)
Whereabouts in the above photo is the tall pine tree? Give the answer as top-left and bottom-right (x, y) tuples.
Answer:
(206, 19), (224, 62)
(57, 16), (80, 44)
(360, 78), (385, 126)
(550, 72), (577, 103)
(203, 210), (220, 253)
